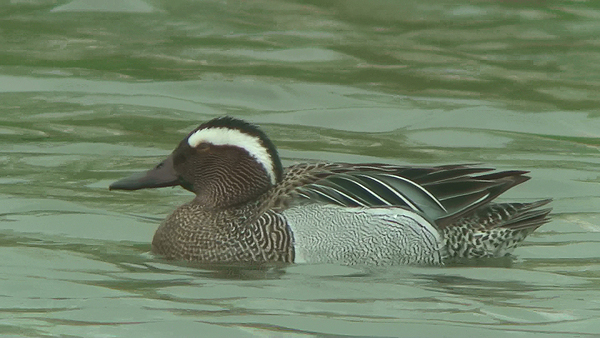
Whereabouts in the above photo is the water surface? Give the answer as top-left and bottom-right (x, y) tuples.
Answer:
(1, 0), (600, 337)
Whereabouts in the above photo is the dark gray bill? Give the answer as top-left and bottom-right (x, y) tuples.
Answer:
(109, 154), (180, 191)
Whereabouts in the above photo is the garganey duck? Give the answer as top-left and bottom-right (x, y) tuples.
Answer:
(110, 116), (551, 265)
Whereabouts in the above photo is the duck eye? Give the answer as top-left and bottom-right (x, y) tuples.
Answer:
(195, 142), (210, 151)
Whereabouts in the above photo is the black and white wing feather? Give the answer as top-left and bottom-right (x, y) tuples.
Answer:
(284, 163), (535, 228)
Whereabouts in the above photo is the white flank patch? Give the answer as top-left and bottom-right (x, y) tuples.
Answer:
(284, 204), (444, 265)
(188, 127), (276, 185)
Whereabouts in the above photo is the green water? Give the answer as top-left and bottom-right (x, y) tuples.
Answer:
(1, 0), (600, 337)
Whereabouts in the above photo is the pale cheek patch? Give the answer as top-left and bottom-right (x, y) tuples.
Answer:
(188, 127), (276, 185)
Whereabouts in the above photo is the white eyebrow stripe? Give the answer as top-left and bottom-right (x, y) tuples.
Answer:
(187, 127), (276, 185)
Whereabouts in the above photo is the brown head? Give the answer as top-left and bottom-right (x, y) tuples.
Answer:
(109, 116), (284, 209)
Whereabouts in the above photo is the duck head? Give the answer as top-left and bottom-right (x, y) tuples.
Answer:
(109, 116), (283, 209)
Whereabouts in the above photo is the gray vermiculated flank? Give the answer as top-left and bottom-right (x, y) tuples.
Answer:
(283, 204), (443, 265)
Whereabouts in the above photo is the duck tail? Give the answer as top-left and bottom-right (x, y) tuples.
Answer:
(443, 199), (552, 259)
